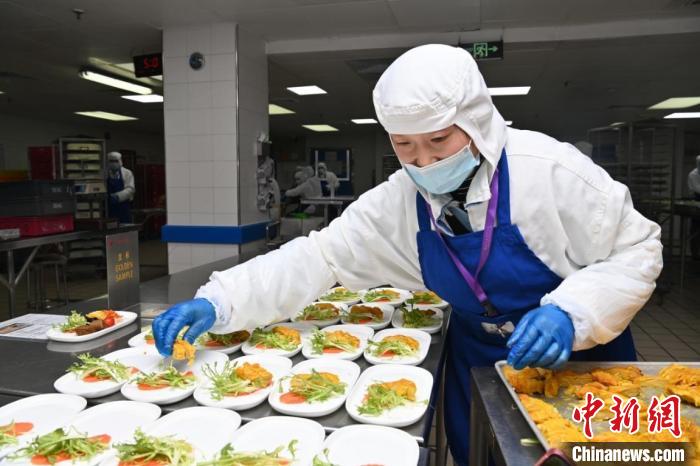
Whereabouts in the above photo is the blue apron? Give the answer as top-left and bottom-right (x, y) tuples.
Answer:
(107, 169), (132, 224)
(415, 151), (636, 465)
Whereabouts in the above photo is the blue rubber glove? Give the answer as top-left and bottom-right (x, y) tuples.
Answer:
(152, 298), (216, 356)
(506, 304), (574, 370)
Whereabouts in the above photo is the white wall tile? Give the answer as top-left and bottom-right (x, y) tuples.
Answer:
(165, 135), (188, 162)
(187, 25), (212, 55)
(168, 243), (192, 264)
(190, 213), (214, 225)
(213, 161), (237, 187)
(166, 186), (191, 213)
(164, 110), (188, 136)
(187, 62), (211, 83)
(163, 28), (188, 58)
(191, 244), (216, 266)
(211, 81), (236, 108)
(188, 82), (212, 109)
(164, 56), (189, 84)
(211, 23), (237, 54)
(210, 107), (236, 134)
(190, 187), (214, 213)
(210, 53), (236, 81)
(167, 212), (190, 224)
(190, 162), (214, 187)
(188, 135), (213, 161)
(214, 187), (237, 213)
(164, 83), (188, 111)
(168, 262), (191, 274)
(166, 161), (189, 188)
(188, 108), (211, 135)
(213, 244), (239, 260)
(213, 134), (236, 161)
(214, 213), (238, 226)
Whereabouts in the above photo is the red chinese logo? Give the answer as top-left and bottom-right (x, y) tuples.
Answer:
(609, 395), (640, 434)
(648, 395), (682, 438)
(572, 392), (605, 439)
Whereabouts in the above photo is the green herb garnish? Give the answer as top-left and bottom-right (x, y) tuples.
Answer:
(399, 305), (441, 328)
(0, 422), (21, 448)
(357, 381), (422, 416)
(367, 336), (419, 358)
(343, 305), (383, 324)
(319, 288), (359, 302)
(248, 327), (300, 351)
(295, 304), (339, 322)
(202, 361), (272, 400)
(280, 370), (347, 403)
(201, 330), (250, 347)
(312, 449), (338, 466)
(310, 329), (358, 355)
(135, 365), (195, 390)
(114, 429), (194, 466)
(406, 291), (442, 305)
(362, 289), (400, 303)
(58, 311), (88, 332)
(199, 440), (298, 466)
(10, 428), (108, 465)
(68, 353), (131, 382)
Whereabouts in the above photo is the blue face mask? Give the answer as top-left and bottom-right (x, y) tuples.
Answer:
(403, 142), (480, 195)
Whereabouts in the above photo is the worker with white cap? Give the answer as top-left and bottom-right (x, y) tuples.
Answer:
(106, 151), (135, 223)
(153, 45), (662, 463)
(317, 162), (340, 196)
(285, 165), (322, 214)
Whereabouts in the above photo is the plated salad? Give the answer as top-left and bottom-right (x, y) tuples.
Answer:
(295, 303), (340, 322)
(57, 310), (120, 336)
(367, 335), (419, 359)
(199, 440), (298, 466)
(199, 331), (250, 348)
(113, 429), (194, 466)
(248, 326), (301, 351)
(9, 427), (110, 465)
(310, 330), (359, 355)
(67, 353), (136, 383)
(134, 366), (195, 391)
(0, 421), (33, 448)
(202, 361), (273, 400)
(358, 379), (420, 416)
(406, 291), (443, 306)
(362, 289), (401, 303)
(344, 305), (384, 325)
(318, 287), (359, 303)
(278, 370), (347, 405)
(398, 306), (441, 329)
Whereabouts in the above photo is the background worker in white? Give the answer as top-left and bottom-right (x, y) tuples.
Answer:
(106, 151), (135, 224)
(153, 45), (662, 464)
(285, 166), (322, 214)
(318, 161), (340, 196)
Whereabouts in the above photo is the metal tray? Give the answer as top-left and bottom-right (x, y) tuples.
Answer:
(495, 360), (700, 449)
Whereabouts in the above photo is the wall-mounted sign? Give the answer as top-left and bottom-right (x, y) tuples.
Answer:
(106, 230), (140, 309)
(133, 53), (163, 77)
(460, 40), (504, 61)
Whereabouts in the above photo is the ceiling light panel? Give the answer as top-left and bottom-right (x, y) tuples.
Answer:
(75, 111), (137, 121)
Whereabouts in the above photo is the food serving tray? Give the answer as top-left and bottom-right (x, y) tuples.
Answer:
(495, 360), (700, 450)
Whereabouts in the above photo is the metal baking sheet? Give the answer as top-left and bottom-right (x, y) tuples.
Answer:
(495, 360), (700, 449)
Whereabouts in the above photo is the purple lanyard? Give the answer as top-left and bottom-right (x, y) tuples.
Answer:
(426, 168), (500, 311)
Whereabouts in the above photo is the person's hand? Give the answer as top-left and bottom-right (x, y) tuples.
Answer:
(152, 298), (216, 356)
(506, 304), (574, 370)
(109, 193), (118, 202)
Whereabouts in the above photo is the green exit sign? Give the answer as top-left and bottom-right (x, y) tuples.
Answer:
(460, 40), (504, 61)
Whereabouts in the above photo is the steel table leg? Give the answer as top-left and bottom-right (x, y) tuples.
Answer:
(436, 368), (447, 466)
(469, 377), (489, 466)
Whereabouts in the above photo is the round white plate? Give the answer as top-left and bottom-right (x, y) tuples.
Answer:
(341, 303), (394, 330)
(128, 328), (248, 355)
(364, 328), (431, 366)
(120, 350), (228, 405)
(391, 307), (444, 334)
(101, 407), (241, 466)
(195, 331), (250, 355)
(126, 329), (154, 348)
(321, 425), (420, 466)
(47, 311), (138, 343)
(227, 417), (325, 466)
(269, 359), (360, 418)
(54, 347), (163, 398)
(0, 394), (87, 459)
(194, 354), (293, 410)
(241, 322), (316, 358)
(292, 302), (346, 328)
(359, 287), (411, 307)
(301, 324), (374, 360)
(345, 364), (433, 428)
(408, 291), (449, 310)
(317, 286), (361, 306)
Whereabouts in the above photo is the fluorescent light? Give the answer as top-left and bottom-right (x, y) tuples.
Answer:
(352, 118), (378, 124)
(303, 124), (338, 132)
(649, 97), (700, 110)
(75, 111), (138, 121)
(488, 86), (531, 96)
(504, 120), (513, 126)
(79, 70), (152, 95)
(610, 122), (625, 126)
(122, 94), (163, 103)
(0, 91), (4, 94)
(288, 85), (326, 96)
(269, 104), (295, 115)
(664, 112), (700, 119)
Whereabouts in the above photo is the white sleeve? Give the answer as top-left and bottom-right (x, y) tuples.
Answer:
(195, 172), (424, 333)
(115, 168), (135, 202)
(541, 157), (663, 350)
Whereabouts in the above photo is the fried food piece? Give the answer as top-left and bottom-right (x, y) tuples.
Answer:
(538, 418), (587, 445)
(235, 362), (272, 387)
(597, 366), (643, 382)
(172, 340), (196, 365)
(382, 335), (420, 351)
(326, 330), (360, 348)
(556, 370), (594, 389)
(519, 394), (560, 423)
(667, 384), (700, 407)
(591, 369), (619, 386)
(659, 364), (700, 386)
(350, 305), (384, 319)
(544, 372), (560, 398)
(290, 372), (340, 391)
(273, 326), (301, 345)
(381, 378), (417, 401)
(74, 319), (104, 336)
(503, 366), (545, 395)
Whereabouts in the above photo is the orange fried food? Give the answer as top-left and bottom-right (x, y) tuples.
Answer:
(503, 366), (546, 395)
(350, 305), (384, 319)
(291, 371), (340, 391)
(172, 339), (196, 365)
(326, 330), (360, 348)
(544, 372), (560, 398)
(273, 326), (301, 345)
(667, 384), (700, 407)
(235, 362), (272, 386)
(381, 378), (417, 401)
(659, 364), (700, 386)
(382, 335), (420, 351)
(518, 394), (560, 423)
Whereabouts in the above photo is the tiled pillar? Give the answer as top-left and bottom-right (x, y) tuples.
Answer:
(163, 23), (268, 273)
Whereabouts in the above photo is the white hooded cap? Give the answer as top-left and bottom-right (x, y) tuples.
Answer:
(107, 151), (122, 162)
(372, 44), (507, 166)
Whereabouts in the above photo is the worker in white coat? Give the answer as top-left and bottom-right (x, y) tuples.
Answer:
(285, 166), (322, 214)
(318, 162), (340, 196)
(106, 151), (135, 223)
(153, 45), (662, 464)
(688, 155), (700, 259)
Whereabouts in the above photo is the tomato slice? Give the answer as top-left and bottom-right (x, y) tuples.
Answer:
(323, 347), (344, 353)
(280, 392), (306, 404)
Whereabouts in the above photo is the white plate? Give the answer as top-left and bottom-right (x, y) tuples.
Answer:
(47, 312), (138, 343)
(292, 302), (346, 328)
(359, 287), (411, 307)
(128, 328), (250, 356)
(126, 329), (154, 348)
(101, 407), (241, 466)
(269, 359), (360, 418)
(193, 354), (293, 410)
(364, 328), (431, 366)
(317, 286), (361, 306)
(54, 347), (163, 398)
(0, 394), (87, 459)
(241, 322), (316, 358)
(341, 303), (394, 330)
(227, 417), (324, 466)
(3, 401), (161, 466)
(120, 350), (228, 405)
(408, 291), (449, 310)
(391, 307), (444, 334)
(320, 425), (420, 466)
(301, 324), (374, 361)
(195, 331), (250, 355)
(345, 365), (433, 428)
